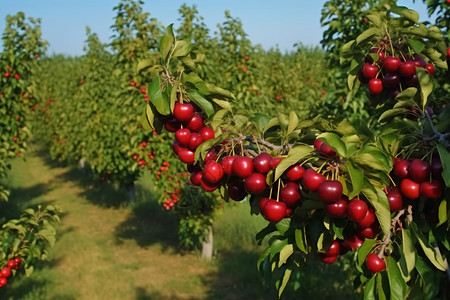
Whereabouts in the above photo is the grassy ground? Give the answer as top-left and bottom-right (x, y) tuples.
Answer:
(0, 145), (359, 300)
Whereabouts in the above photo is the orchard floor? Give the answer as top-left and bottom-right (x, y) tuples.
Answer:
(1, 144), (360, 300)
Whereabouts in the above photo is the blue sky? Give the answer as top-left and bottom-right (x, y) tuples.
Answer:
(0, 0), (432, 56)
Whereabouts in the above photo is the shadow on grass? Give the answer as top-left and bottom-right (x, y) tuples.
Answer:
(135, 287), (200, 300)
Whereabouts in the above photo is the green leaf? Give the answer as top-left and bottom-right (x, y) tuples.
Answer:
(278, 268), (292, 299)
(205, 83), (235, 100)
(286, 111), (299, 137)
(148, 75), (170, 115)
(356, 28), (379, 45)
(378, 108), (410, 123)
(438, 200), (447, 226)
(363, 275), (376, 300)
(172, 40), (191, 57)
(294, 228), (308, 254)
(400, 228), (416, 277)
(437, 144), (450, 187)
(275, 218), (291, 235)
(183, 72), (209, 95)
(387, 257), (407, 300)
(264, 117), (279, 132)
(317, 132), (347, 158)
(390, 6), (419, 23)
(410, 222), (446, 271)
(274, 145), (314, 181)
(136, 59), (153, 72)
(417, 68), (432, 110)
(362, 186), (391, 237)
(160, 24), (175, 60)
(346, 160), (363, 199)
(415, 256), (442, 300)
(187, 90), (214, 117)
(269, 238), (288, 261)
(406, 39), (425, 54)
(211, 98), (232, 112)
(278, 244), (293, 266)
(356, 238), (376, 269)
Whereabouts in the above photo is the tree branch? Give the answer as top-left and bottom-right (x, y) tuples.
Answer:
(424, 111), (450, 148)
(378, 207), (408, 259)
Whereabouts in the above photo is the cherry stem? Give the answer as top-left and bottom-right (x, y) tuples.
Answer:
(378, 207), (408, 259)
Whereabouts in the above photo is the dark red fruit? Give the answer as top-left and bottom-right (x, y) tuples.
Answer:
(368, 78), (383, 94)
(399, 61), (416, 78)
(175, 128), (191, 146)
(259, 197), (271, 213)
(343, 234), (364, 251)
(280, 181), (302, 207)
(317, 180), (343, 204)
(357, 223), (380, 239)
(263, 200), (287, 222)
(186, 113), (204, 131)
(173, 102), (194, 122)
(188, 133), (204, 151)
(383, 56), (401, 73)
(228, 179), (247, 201)
(347, 199), (368, 222)
(244, 172), (267, 194)
(7, 260), (15, 268)
(253, 152), (272, 174)
(323, 240), (340, 257)
(393, 158), (409, 179)
(204, 150), (218, 163)
(0, 277), (7, 287)
(408, 159), (430, 183)
(200, 126), (215, 141)
(203, 161), (224, 184)
(425, 64), (435, 75)
(357, 207), (376, 228)
(285, 164), (305, 181)
(177, 148), (195, 164)
(201, 176), (219, 192)
(319, 142), (336, 157)
(420, 180), (444, 199)
(431, 158), (443, 179)
(413, 55), (426, 68)
(400, 178), (420, 199)
(302, 169), (325, 191)
(325, 198), (348, 218)
(269, 157), (283, 170)
(386, 187), (403, 212)
(366, 253), (386, 273)
(232, 156), (254, 178)
(172, 141), (182, 155)
(362, 63), (379, 79)
(0, 267), (11, 278)
(164, 118), (181, 132)
(404, 74), (419, 87)
(382, 73), (400, 88)
(221, 156), (236, 176)
(319, 255), (338, 264)
(190, 171), (203, 186)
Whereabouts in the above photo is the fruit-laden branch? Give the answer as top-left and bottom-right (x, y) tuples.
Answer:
(242, 135), (292, 152)
(424, 111), (450, 148)
(377, 206), (410, 259)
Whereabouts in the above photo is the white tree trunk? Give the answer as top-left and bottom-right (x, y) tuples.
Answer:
(202, 226), (213, 260)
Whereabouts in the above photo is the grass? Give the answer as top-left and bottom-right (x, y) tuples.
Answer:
(0, 144), (359, 300)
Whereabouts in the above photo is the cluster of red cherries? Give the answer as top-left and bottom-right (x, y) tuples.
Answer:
(162, 190), (182, 210)
(0, 257), (21, 288)
(358, 47), (435, 99)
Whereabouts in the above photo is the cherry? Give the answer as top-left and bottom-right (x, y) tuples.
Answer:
(431, 158), (443, 179)
(319, 142), (336, 157)
(7, 260), (15, 269)
(269, 157), (283, 170)
(314, 139), (324, 151)
(259, 197), (271, 213)
(173, 102), (194, 122)
(175, 128), (191, 146)
(325, 198), (348, 218)
(186, 113), (204, 131)
(232, 156), (254, 178)
(408, 159), (430, 183)
(347, 199), (368, 222)
(177, 148), (195, 164)
(343, 234), (364, 251)
(404, 74), (419, 87)
(399, 178), (420, 199)
(317, 180), (343, 204)
(190, 171), (203, 186)
(399, 61), (416, 78)
(447, 47), (450, 58)
(0, 267), (11, 278)
(14, 257), (21, 265)
(393, 158), (409, 179)
(357, 207), (376, 228)
(358, 69), (370, 84)
(323, 240), (340, 257)
(244, 172), (267, 194)
(200, 175), (219, 192)
(366, 253), (386, 273)
(164, 118), (181, 132)
(263, 200), (287, 223)
(425, 64), (435, 75)
(386, 187), (403, 212)
(221, 156), (236, 176)
(420, 180), (444, 199)
(188, 133), (204, 151)
(413, 55), (426, 68)
(204, 150), (218, 163)
(253, 152), (272, 174)
(319, 255), (338, 264)
(362, 63), (379, 79)
(382, 73), (400, 88)
(200, 126), (215, 141)
(383, 56), (401, 73)
(284, 164), (305, 181)
(280, 181), (302, 207)
(0, 277), (7, 287)
(357, 223), (380, 239)
(368, 78), (383, 94)
(302, 169), (325, 191)
(228, 178), (247, 201)
(203, 161), (224, 184)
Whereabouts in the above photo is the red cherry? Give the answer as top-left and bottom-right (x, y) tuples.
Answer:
(284, 164), (305, 181)
(413, 55), (426, 68)
(227, 178), (247, 201)
(173, 103), (194, 122)
(177, 148), (195, 164)
(221, 156), (236, 176)
(343, 234), (364, 251)
(259, 197), (271, 213)
(186, 113), (204, 131)
(357, 223), (380, 239)
(403, 74), (419, 88)
(362, 63), (379, 79)
(200, 176), (219, 192)
(425, 64), (435, 75)
(14, 257), (21, 265)
(347, 199), (368, 222)
(319, 142), (336, 157)
(164, 118), (181, 132)
(263, 200), (287, 223)
(204, 150), (218, 163)
(317, 180), (343, 204)
(368, 78), (383, 94)
(383, 56), (401, 73)
(302, 169), (325, 191)
(366, 253), (386, 273)
(420, 180), (444, 199)
(386, 187), (403, 212)
(190, 171), (203, 186)
(399, 61), (416, 78)
(325, 198), (348, 218)
(172, 141), (182, 155)
(280, 182), (302, 207)
(7, 260), (15, 268)
(200, 126), (215, 141)
(358, 69), (370, 84)
(244, 172), (267, 194)
(314, 139), (324, 150)
(357, 207), (376, 228)
(232, 156), (254, 179)
(188, 133), (204, 150)
(400, 178), (420, 199)
(175, 128), (191, 146)
(324, 240), (340, 257)
(393, 158), (409, 179)
(431, 158), (443, 179)
(203, 161), (224, 184)
(319, 255), (338, 264)
(0, 277), (7, 287)
(447, 47), (450, 58)
(408, 159), (430, 183)
(269, 157), (283, 170)
(253, 152), (272, 174)
(0, 267), (11, 278)
(382, 73), (400, 88)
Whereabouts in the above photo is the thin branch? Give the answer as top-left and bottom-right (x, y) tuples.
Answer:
(378, 207), (408, 259)
(424, 110), (450, 148)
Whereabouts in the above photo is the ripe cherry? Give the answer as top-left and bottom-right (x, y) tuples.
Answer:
(366, 253), (386, 273)
(200, 175), (219, 192)
(203, 161), (224, 184)
(200, 126), (215, 141)
(177, 148), (195, 164)
(228, 178), (247, 201)
(204, 150), (218, 163)
(393, 158), (409, 179)
(368, 78), (383, 94)
(347, 199), (368, 222)
(186, 113), (204, 131)
(259, 197), (271, 213)
(280, 182), (302, 207)
(357, 207), (376, 228)
(232, 156), (254, 178)
(221, 156), (236, 176)
(343, 234), (364, 251)
(408, 159), (430, 183)
(317, 180), (343, 204)
(399, 61), (416, 78)
(383, 56), (401, 73)
(325, 198), (348, 218)
(190, 171), (203, 186)
(400, 178), (420, 199)
(253, 152), (272, 174)
(269, 157), (283, 170)
(173, 102), (194, 122)
(7, 260), (15, 269)
(425, 64), (435, 75)
(431, 158), (443, 179)
(0, 277), (7, 287)
(244, 172), (267, 194)
(357, 223), (380, 239)
(319, 255), (338, 264)
(284, 164), (305, 181)
(188, 133), (204, 150)
(382, 73), (400, 88)
(386, 187), (403, 212)
(302, 169), (325, 191)
(362, 63), (379, 79)
(263, 200), (287, 223)
(323, 240), (340, 257)
(175, 128), (191, 146)
(420, 180), (444, 199)
(164, 118), (181, 132)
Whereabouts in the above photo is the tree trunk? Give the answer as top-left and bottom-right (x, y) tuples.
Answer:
(78, 158), (86, 170)
(202, 226), (213, 260)
(127, 181), (136, 203)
